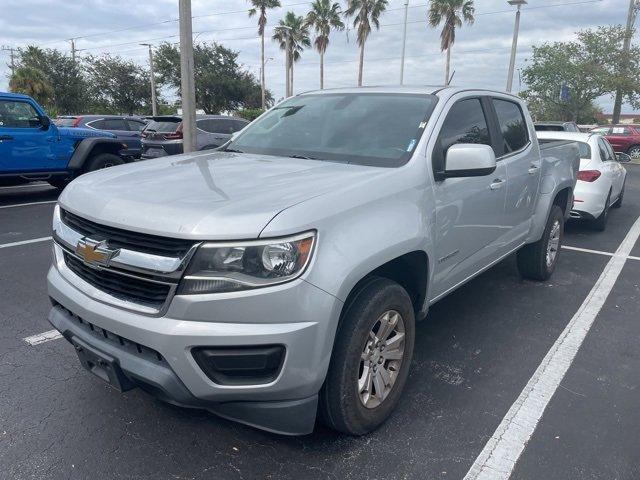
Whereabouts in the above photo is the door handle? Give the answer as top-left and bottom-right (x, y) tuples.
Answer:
(490, 178), (506, 190)
(528, 164), (540, 175)
(0, 135), (14, 141)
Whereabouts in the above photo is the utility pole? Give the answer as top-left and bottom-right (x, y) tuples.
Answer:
(506, 0), (526, 93)
(1, 46), (16, 76)
(612, 0), (639, 124)
(179, 0), (197, 153)
(399, 0), (409, 85)
(140, 44), (158, 116)
(70, 38), (77, 62)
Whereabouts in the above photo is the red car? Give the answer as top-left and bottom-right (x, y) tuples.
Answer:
(591, 124), (640, 160)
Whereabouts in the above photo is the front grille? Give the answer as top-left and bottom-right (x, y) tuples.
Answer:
(61, 209), (194, 257)
(64, 252), (172, 309)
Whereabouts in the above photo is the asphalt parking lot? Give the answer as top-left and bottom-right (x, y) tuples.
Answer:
(1, 166), (639, 480)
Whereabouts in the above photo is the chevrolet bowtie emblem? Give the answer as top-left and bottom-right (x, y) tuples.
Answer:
(75, 238), (118, 267)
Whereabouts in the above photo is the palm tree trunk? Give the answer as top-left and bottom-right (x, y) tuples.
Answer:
(320, 51), (324, 90)
(290, 60), (294, 95)
(445, 46), (451, 85)
(261, 33), (265, 109)
(358, 42), (365, 87)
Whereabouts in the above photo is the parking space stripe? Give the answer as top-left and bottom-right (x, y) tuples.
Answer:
(23, 329), (63, 346)
(0, 200), (57, 209)
(562, 245), (640, 262)
(464, 215), (640, 480)
(0, 236), (52, 249)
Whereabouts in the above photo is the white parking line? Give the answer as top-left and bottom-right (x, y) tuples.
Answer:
(563, 244), (640, 261)
(0, 182), (50, 190)
(465, 215), (640, 480)
(0, 200), (57, 209)
(0, 236), (52, 249)
(23, 329), (63, 346)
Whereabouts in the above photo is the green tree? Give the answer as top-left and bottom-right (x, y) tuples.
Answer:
(9, 66), (54, 108)
(428, 0), (475, 85)
(17, 46), (86, 114)
(83, 54), (153, 115)
(248, 0), (281, 110)
(521, 26), (640, 122)
(273, 12), (311, 95)
(344, 0), (388, 87)
(154, 42), (268, 113)
(306, 0), (344, 89)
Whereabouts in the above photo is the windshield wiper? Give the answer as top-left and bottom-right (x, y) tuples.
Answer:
(288, 154), (319, 160)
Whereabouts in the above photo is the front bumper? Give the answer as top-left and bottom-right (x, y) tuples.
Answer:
(47, 262), (343, 435)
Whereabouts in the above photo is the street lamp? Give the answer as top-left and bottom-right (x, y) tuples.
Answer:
(260, 57), (275, 104)
(506, 0), (526, 93)
(140, 44), (158, 116)
(399, 0), (409, 85)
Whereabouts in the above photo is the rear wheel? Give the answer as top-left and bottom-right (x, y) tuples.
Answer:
(320, 277), (415, 435)
(591, 191), (611, 231)
(517, 205), (564, 281)
(612, 183), (624, 209)
(84, 153), (124, 172)
(627, 145), (640, 161)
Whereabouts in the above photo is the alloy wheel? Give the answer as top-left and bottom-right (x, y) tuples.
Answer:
(546, 220), (561, 267)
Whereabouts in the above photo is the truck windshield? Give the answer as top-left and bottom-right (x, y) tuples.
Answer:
(227, 93), (437, 167)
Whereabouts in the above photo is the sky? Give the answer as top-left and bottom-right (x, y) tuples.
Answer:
(0, 0), (636, 113)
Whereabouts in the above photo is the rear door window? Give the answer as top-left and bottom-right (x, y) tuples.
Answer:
(198, 119), (235, 134)
(492, 99), (529, 155)
(598, 138), (615, 161)
(101, 118), (128, 130)
(127, 119), (147, 131)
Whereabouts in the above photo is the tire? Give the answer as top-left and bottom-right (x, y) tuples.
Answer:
(320, 277), (415, 435)
(612, 183), (624, 209)
(591, 191), (611, 231)
(47, 178), (70, 190)
(627, 145), (640, 161)
(84, 153), (125, 172)
(517, 205), (564, 281)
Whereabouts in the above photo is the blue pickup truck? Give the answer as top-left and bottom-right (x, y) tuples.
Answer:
(0, 92), (129, 189)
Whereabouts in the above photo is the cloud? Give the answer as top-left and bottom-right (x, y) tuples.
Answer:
(0, 0), (636, 113)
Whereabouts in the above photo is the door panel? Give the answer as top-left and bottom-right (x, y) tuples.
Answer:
(0, 99), (57, 173)
(430, 97), (508, 300)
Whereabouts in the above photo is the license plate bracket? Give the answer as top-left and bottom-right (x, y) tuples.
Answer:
(72, 336), (136, 392)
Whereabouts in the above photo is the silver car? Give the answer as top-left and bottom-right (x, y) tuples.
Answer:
(48, 87), (578, 436)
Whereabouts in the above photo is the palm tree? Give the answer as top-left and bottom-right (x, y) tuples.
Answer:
(273, 12), (311, 95)
(248, 0), (281, 110)
(9, 66), (54, 107)
(344, 0), (388, 87)
(306, 0), (344, 89)
(428, 0), (475, 86)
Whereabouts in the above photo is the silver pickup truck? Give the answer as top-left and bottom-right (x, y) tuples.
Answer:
(47, 87), (579, 436)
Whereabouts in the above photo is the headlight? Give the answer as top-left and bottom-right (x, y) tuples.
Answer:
(178, 232), (316, 294)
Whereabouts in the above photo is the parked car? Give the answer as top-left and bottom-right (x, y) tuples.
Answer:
(140, 115), (249, 159)
(55, 115), (148, 158)
(590, 124), (640, 160)
(47, 87), (579, 436)
(538, 131), (627, 230)
(534, 121), (580, 132)
(0, 92), (129, 189)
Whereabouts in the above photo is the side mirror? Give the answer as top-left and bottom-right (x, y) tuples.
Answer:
(39, 115), (51, 130)
(616, 152), (631, 163)
(443, 144), (497, 178)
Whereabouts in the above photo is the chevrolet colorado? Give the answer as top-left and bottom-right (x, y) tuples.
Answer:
(47, 87), (579, 435)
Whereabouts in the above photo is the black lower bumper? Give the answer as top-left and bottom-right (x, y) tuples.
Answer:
(48, 304), (318, 435)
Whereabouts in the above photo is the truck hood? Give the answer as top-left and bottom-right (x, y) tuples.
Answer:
(59, 151), (387, 240)
(57, 126), (116, 139)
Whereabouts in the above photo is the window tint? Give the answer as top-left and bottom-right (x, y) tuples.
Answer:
(88, 119), (105, 129)
(535, 124), (564, 132)
(0, 100), (41, 128)
(598, 138), (615, 161)
(198, 119), (236, 134)
(576, 142), (591, 159)
(435, 98), (490, 171)
(493, 99), (528, 154)
(127, 119), (147, 131)
(232, 119), (249, 132)
(100, 118), (128, 130)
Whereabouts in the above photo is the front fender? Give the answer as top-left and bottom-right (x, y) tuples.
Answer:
(67, 138), (126, 170)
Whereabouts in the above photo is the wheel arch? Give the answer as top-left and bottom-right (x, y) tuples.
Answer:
(67, 138), (127, 171)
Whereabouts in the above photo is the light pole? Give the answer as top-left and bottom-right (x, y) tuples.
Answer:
(399, 0), (409, 85)
(259, 57), (274, 106)
(140, 44), (158, 116)
(506, 0), (526, 93)
(179, 0), (197, 153)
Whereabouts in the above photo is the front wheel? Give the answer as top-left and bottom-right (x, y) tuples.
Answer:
(84, 153), (125, 172)
(320, 277), (415, 435)
(517, 205), (564, 281)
